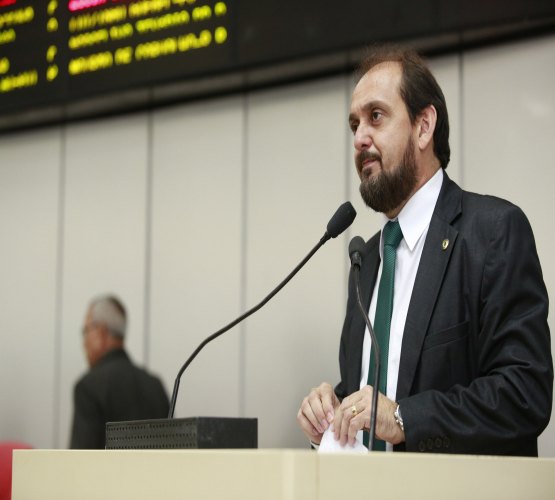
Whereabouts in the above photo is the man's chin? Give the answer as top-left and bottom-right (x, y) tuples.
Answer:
(360, 163), (381, 180)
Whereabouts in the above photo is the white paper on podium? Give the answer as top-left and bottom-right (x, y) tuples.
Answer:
(318, 427), (368, 454)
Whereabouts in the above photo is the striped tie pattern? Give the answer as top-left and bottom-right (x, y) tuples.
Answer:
(364, 220), (403, 451)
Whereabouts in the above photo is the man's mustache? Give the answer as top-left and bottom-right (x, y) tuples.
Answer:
(356, 150), (382, 173)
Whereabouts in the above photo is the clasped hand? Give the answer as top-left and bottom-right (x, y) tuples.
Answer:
(297, 383), (404, 447)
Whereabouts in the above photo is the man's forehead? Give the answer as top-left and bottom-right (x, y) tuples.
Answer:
(352, 61), (403, 103)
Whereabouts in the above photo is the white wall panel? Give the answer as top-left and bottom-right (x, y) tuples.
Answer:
(429, 53), (462, 185)
(149, 97), (243, 419)
(245, 77), (349, 448)
(57, 114), (149, 448)
(462, 34), (555, 457)
(0, 129), (61, 448)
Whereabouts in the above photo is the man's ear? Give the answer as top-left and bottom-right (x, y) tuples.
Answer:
(417, 104), (437, 151)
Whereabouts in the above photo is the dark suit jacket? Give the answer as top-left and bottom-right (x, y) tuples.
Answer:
(335, 172), (553, 456)
(70, 348), (169, 449)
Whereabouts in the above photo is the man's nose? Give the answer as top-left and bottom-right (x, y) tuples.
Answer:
(354, 124), (372, 151)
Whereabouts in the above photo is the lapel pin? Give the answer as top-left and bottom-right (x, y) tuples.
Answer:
(442, 239), (449, 250)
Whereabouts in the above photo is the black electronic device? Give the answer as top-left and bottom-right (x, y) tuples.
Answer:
(105, 417), (257, 449)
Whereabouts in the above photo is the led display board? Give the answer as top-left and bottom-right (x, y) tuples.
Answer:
(1, 0), (554, 129)
(0, 0), (233, 113)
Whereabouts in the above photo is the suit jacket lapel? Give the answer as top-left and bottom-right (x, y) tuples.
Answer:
(396, 173), (462, 400)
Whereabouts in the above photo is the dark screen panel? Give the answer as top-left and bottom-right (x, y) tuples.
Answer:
(0, 2), (66, 111)
(0, 0), (234, 113)
(235, 0), (436, 66)
(0, 0), (554, 128)
(65, 0), (234, 97)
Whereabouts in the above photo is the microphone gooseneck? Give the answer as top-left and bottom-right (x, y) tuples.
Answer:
(348, 235), (380, 451)
(168, 202), (357, 418)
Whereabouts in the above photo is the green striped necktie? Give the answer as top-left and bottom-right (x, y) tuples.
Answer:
(364, 220), (403, 451)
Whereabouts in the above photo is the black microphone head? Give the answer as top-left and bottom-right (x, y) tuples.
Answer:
(349, 236), (366, 267)
(326, 202), (356, 239)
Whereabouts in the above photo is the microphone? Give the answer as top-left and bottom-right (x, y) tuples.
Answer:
(326, 201), (357, 240)
(167, 202), (357, 418)
(348, 235), (379, 451)
(349, 235), (365, 268)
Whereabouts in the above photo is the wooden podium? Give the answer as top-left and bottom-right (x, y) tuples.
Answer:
(12, 449), (555, 500)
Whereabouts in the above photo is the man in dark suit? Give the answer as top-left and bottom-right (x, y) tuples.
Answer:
(70, 295), (169, 449)
(297, 45), (552, 455)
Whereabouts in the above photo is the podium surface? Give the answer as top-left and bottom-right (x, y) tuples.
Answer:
(12, 449), (555, 500)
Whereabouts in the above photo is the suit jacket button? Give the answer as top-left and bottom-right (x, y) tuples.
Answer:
(426, 438), (434, 450)
(435, 437), (442, 448)
(418, 441), (426, 452)
(443, 437), (451, 448)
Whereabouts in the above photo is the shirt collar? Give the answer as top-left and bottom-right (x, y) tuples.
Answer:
(380, 168), (444, 253)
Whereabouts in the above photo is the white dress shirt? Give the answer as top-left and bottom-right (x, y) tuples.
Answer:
(358, 168), (443, 450)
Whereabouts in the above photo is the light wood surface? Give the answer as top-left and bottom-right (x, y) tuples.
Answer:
(12, 449), (555, 500)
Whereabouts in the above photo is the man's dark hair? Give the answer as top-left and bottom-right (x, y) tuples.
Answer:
(356, 44), (450, 169)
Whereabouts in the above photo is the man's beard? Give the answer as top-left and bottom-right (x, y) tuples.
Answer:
(358, 138), (418, 214)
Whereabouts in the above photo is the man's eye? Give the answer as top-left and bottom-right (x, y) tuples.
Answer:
(371, 111), (382, 121)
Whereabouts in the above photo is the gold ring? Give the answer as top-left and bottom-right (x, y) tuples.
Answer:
(351, 405), (357, 416)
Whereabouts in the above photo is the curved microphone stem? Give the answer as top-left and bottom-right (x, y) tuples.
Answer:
(352, 264), (379, 451)
(168, 233), (331, 418)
